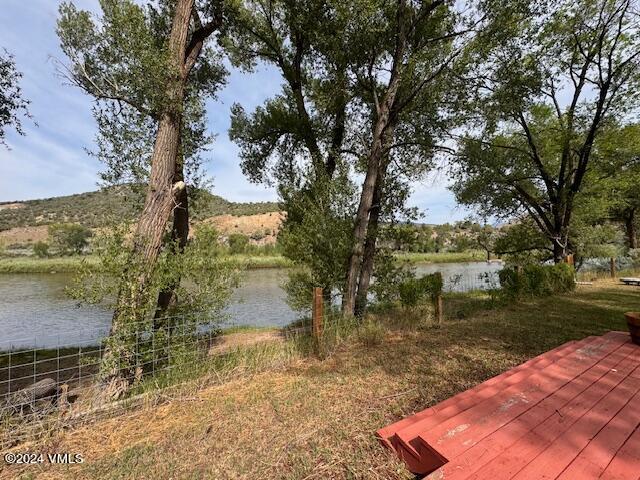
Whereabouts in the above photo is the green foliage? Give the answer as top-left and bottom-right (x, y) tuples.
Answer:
(0, 48), (30, 146)
(32, 241), (49, 258)
(280, 174), (356, 311)
(499, 263), (575, 299)
(369, 251), (413, 308)
(227, 233), (249, 255)
(398, 273), (443, 308)
(48, 222), (92, 255)
(68, 223), (238, 380)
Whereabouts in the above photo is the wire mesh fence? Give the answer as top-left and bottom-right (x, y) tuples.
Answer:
(0, 263), (509, 447)
(0, 304), (364, 448)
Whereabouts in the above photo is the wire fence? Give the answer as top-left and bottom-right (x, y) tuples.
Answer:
(0, 303), (367, 448)
(0, 263), (542, 448)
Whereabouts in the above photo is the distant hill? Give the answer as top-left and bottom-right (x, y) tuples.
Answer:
(0, 186), (280, 232)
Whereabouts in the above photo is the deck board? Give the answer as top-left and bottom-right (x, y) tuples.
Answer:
(377, 332), (640, 479)
(423, 343), (640, 480)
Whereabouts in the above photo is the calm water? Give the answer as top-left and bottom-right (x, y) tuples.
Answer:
(0, 261), (502, 349)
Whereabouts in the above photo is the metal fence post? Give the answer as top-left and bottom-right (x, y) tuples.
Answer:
(312, 287), (323, 340)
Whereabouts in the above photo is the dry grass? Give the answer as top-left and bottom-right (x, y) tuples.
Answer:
(3, 279), (640, 480)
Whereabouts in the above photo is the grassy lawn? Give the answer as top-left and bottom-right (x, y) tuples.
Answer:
(3, 279), (639, 480)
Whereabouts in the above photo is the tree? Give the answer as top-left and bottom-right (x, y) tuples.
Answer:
(343, 0), (478, 315)
(0, 48), (30, 146)
(471, 223), (497, 262)
(452, 0), (640, 262)
(228, 0), (467, 316)
(33, 241), (50, 258)
(48, 223), (92, 255)
(227, 0), (358, 303)
(58, 0), (227, 393)
(593, 123), (640, 249)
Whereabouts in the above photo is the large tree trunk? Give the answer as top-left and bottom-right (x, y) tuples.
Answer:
(342, 94), (402, 315)
(101, 0), (194, 394)
(342, 4), (408, 316)
(354, 177), (383, 317)
(153, 149), (189, 330)
(626, 208), (637, 249)
(354, 127), (395, 317)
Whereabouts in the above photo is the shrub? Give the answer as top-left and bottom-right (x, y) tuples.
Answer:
(399, 272), (444, 308)
(33, 241), (49, 258)
(227, 233), (249, 255)
(48, 223), (92, 255)
(499, 263), (575, 299)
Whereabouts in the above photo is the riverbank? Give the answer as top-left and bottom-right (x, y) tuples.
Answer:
(0, 251), (488, 274)
(0, 254), (293, 274)
(394, 250), (487, 263)
(4, 278), (638, 479)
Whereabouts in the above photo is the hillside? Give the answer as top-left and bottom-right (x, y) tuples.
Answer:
(0, 186), (280, 232)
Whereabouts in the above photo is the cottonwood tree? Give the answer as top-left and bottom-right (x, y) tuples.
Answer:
(228, 0), (477, 315)
(57, 0), (228, 395)
(227, 0), (358, 304)
(452, 0), (640, 262)
(342, 0), (484, 315)
(0, 48), (30, 146)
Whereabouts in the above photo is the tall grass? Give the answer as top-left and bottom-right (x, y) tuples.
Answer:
(394, 250), (486, 264)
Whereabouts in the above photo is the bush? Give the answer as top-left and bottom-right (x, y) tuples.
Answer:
(48, 223), (92, 255)
(398, 272), (444, 308)
(499, 263), (575, 299)
(33, 241), (49, 258)
(227, 233), (249, 255)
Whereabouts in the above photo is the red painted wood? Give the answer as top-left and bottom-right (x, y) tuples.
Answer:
(599, 424), (640, 480)
(413, 335), (626, 462)
(389, 337), (596, 456)
(376, 340), (581, 443)
(557, 389), (640, 479)
(456, 344), (639, 480)
(510, 367), (640, 480)
(376, 332), (640, 479)
(424, 342), (639, 480)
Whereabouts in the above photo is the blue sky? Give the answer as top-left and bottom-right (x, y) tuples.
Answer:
(0, 0), (471, 224)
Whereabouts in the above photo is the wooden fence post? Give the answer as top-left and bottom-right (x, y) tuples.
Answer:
(434, 294), (443, 325)
(312, 287), (323, 340)
(610, 257), (617, 279)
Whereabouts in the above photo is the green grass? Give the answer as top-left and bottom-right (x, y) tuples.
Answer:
(0, 254), (293, 273)
(6, 279), (638, 480)
(394, 250), (487, 263)
(0, 250), (490, 274)
(0, 256), (101, 273)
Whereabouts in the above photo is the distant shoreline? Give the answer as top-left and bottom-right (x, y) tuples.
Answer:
(0, 251), (489, 274)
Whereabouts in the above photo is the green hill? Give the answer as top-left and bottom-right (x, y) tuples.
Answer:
(0, 186), (280, 232)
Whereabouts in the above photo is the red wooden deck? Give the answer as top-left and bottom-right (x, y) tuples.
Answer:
(377, 331), (640, 479)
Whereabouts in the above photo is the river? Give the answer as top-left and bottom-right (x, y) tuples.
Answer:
(0, 261), (502, 350)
